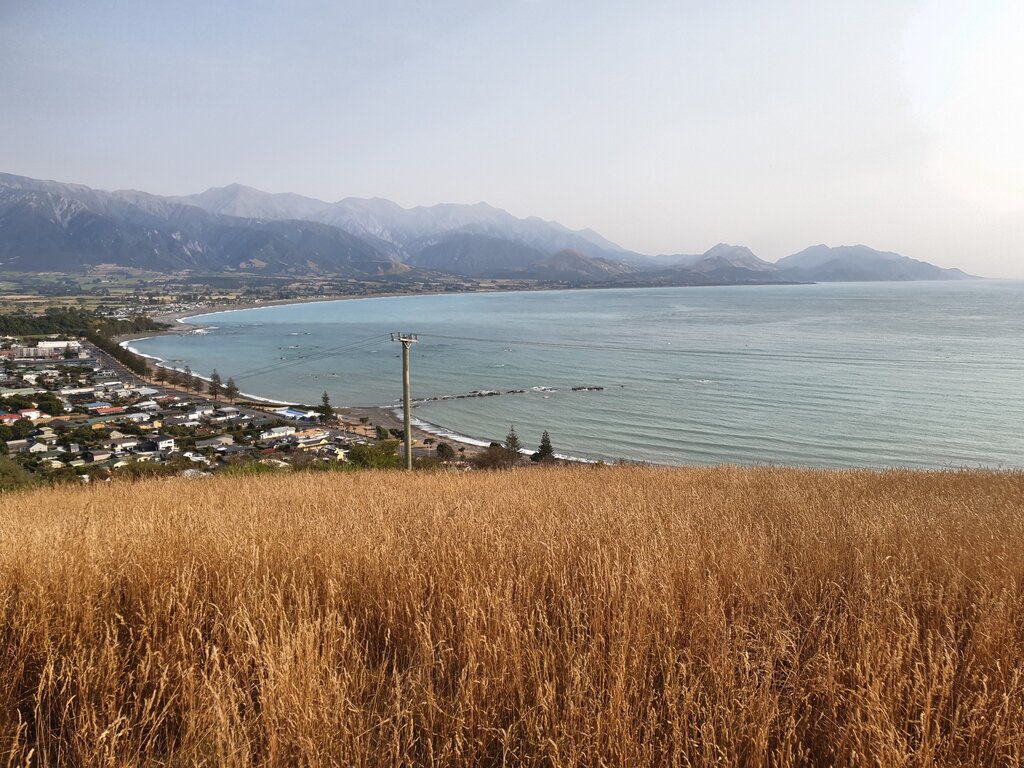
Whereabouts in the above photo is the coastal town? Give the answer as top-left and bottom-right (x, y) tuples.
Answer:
(0, 334), (479, 485)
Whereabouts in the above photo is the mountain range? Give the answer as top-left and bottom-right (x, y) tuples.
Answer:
(0, 173), (975, 284)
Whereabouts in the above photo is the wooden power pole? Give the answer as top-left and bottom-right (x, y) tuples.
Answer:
(391, 333), (418, 469)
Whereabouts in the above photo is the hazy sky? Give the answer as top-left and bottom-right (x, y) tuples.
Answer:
(1, 1), (1022, 276)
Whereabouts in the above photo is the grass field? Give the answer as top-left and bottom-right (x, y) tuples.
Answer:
(1, 466), (1022, 766)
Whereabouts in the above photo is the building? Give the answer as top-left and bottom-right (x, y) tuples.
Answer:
(274, 407), (319, 421)
(106, 436), (140, 452)
(12, 347), (61, 359)
(60, 386), (97, 396)
(36, 340), (81, 351)
(0, 387), (44, 398)
(29, 427), (57, 443)
(142, 434), (176, 452)
(259, 425), (296, 441)
(195, 435), (235, 450)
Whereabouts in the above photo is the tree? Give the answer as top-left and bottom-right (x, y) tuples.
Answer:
(8, 419), (35, 440)
(532, 430), (555, 463)
(154, 366), (167, 384)
(224, 377), (240, 403)
(319, 391), (333, 424)
(208, 370), (222, 399)
(504, 424), (522, 462)
(436, 441), (456, 461)
(375, 425), (388, 441)
(472, 444), (517, 470)
(348, 440), (402, 469)
(0, 455), (34, 491)
(183, 366), (193, 391)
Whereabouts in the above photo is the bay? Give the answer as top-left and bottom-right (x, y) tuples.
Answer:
(130, 281), (1024, 469)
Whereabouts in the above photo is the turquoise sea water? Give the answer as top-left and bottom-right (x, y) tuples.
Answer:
(131, 281), (1024, 468)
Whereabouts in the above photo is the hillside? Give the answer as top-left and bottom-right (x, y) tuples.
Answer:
(178, 185), (637, 263)
(2, 466), (1022, 765)
(0, 173), (405, 276)
(406, 232), (553, 277)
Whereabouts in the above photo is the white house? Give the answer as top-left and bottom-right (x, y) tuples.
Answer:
(147, 434), (176, 452)
(259, 425), (296, 441)
(136, 434), (176, 453)
(60, 386), (97, 396)
(274, 407), (318, 421)
(37, 340), (81, 351)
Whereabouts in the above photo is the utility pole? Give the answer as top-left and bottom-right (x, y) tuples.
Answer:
(390, 333), (418, 470)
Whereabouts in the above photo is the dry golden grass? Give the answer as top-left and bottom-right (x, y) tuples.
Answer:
(1, 466), (1023, 766)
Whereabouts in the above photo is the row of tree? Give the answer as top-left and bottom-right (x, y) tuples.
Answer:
(150, 369), (335, 427)
(472, 425), (556, 468)
(0, 308), (166, 338)
(152, 366), (242, 402)
(85, 331), (151, 377)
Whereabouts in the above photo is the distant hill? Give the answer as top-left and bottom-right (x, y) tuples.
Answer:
(636, 244), (794, 286)
(407, 233), (551, 277)
(407, 234), (636, 281)
(530, 249), (637, 281)
(635, 243), (974, 285)
(693, 243), (775, 271)
(776, 245), (974, 281)
(0, 172), (977, 283)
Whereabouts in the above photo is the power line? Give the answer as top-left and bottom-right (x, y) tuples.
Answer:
(230, 334), (391, 381)
(421, 332), (1017, 370)
(232, 339), (383, 381)
(183, 326), (1015, 397)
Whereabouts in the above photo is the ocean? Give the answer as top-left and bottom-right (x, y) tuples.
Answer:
(130, 281), (1024, 469)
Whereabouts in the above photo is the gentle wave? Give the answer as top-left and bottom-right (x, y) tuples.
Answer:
(131, 282), (1024, 469)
